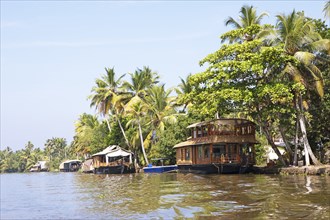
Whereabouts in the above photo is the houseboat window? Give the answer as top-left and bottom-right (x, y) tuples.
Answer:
(198, 146), (203, 158)
(197, 127), (202, 137)
(193, 129), (197, 138)
(204, 146), (209, 158)
(185, 148), (190, 160)
(213, 144), (226, 157)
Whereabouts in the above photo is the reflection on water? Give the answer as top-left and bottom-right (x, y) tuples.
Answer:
(1, 172), (329, 219)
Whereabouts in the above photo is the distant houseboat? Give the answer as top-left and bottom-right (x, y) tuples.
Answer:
(59, 160), (82, 172)
(174, 118), (257, 174)
(92, 145), (135, 174)
(143, 158), (178, 173)
(30, 161), (49, 172)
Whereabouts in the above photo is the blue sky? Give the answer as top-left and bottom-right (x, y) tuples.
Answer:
(1, 1), (327, 151)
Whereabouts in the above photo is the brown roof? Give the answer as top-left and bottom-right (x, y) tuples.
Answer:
(173, 135), (257, 148)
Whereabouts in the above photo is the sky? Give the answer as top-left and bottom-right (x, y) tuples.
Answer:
(1, 0), (327, 151)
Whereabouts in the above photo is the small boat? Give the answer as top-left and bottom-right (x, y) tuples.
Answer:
(30, 161), (49, 172)
(143, 158), (178, 173)
(174, 118), (257, 174)
(92, 145), (135, 174)
(59, 160), (82, 172)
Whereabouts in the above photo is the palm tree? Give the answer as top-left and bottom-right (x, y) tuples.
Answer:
(224, 5), (269, 42)
(276, 11), (330, 165)
(126, 101), (149, 165)
(122, 66), (160, 109)
(175, 74), (193, 113)
(144, 85), (178, 149)
(89, 67), (131, 147)
(89, 67), (125, 132)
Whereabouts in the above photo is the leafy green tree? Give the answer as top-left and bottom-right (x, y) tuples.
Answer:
(44, 137), (68, 170)
(186, 25), (297, 165)
(0, 147), (19, 173)
(72, 113), (110, 157)
(149, 115), (196, 164)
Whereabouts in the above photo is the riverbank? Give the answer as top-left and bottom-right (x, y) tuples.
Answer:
(252, 165), (330, 176)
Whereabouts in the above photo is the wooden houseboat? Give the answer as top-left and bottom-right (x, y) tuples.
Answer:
(59, 160), (82, 172)
(174, 118), (257, 174)
(92, 145), (135, 174)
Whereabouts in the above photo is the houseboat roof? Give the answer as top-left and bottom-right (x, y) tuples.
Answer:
(173, 135), (258, 148)
(92, 145), (120, 156)
(186, 118), (255, 128)
(92, 145), (133, 157)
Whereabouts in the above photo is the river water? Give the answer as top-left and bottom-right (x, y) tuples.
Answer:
(1, 172), (329, 219)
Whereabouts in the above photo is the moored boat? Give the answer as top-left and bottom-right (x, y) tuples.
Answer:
(143, 158), (178, 173)
(30, 161), (49, 172)
(174, 118), (257, 174)
(92, 145), (135, 174)
(59, 160), (82, 172)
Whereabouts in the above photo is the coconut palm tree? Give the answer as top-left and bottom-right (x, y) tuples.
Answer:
(89, 67), (125, 132)
(276, 10), (330, 165)
(122, 66), (160, 109)
(89, 67), (132, 148)
(175, 74), (193, 113)
(224, 5), (269, 42)
(143, 85), (178, 149)
(126, 101), (149, 165)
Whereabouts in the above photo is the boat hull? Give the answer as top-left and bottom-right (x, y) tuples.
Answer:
(178, 163), (243, 174)
(143, 165), (178, 173)
(94, 165), (135, 174)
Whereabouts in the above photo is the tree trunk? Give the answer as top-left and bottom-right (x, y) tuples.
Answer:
(138, 122), (149, 165)
(105, 117), (111, 132)
(256, 112), (287, 166)
(263, 126), (287, 166)
(298, 114), (321, 165)
(116, 117), (131, 148)
(279, 125), (293, 163)
(293, 119), (299, 166)
(296, 94), (321, 166)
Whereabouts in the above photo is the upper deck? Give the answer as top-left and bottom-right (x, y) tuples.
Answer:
(174, 118), (257, 148)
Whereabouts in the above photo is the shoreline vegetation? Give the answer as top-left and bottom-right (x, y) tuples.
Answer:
(1, 4), (330, 175)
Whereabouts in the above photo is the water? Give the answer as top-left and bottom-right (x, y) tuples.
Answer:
(1, 172), (329, 219)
